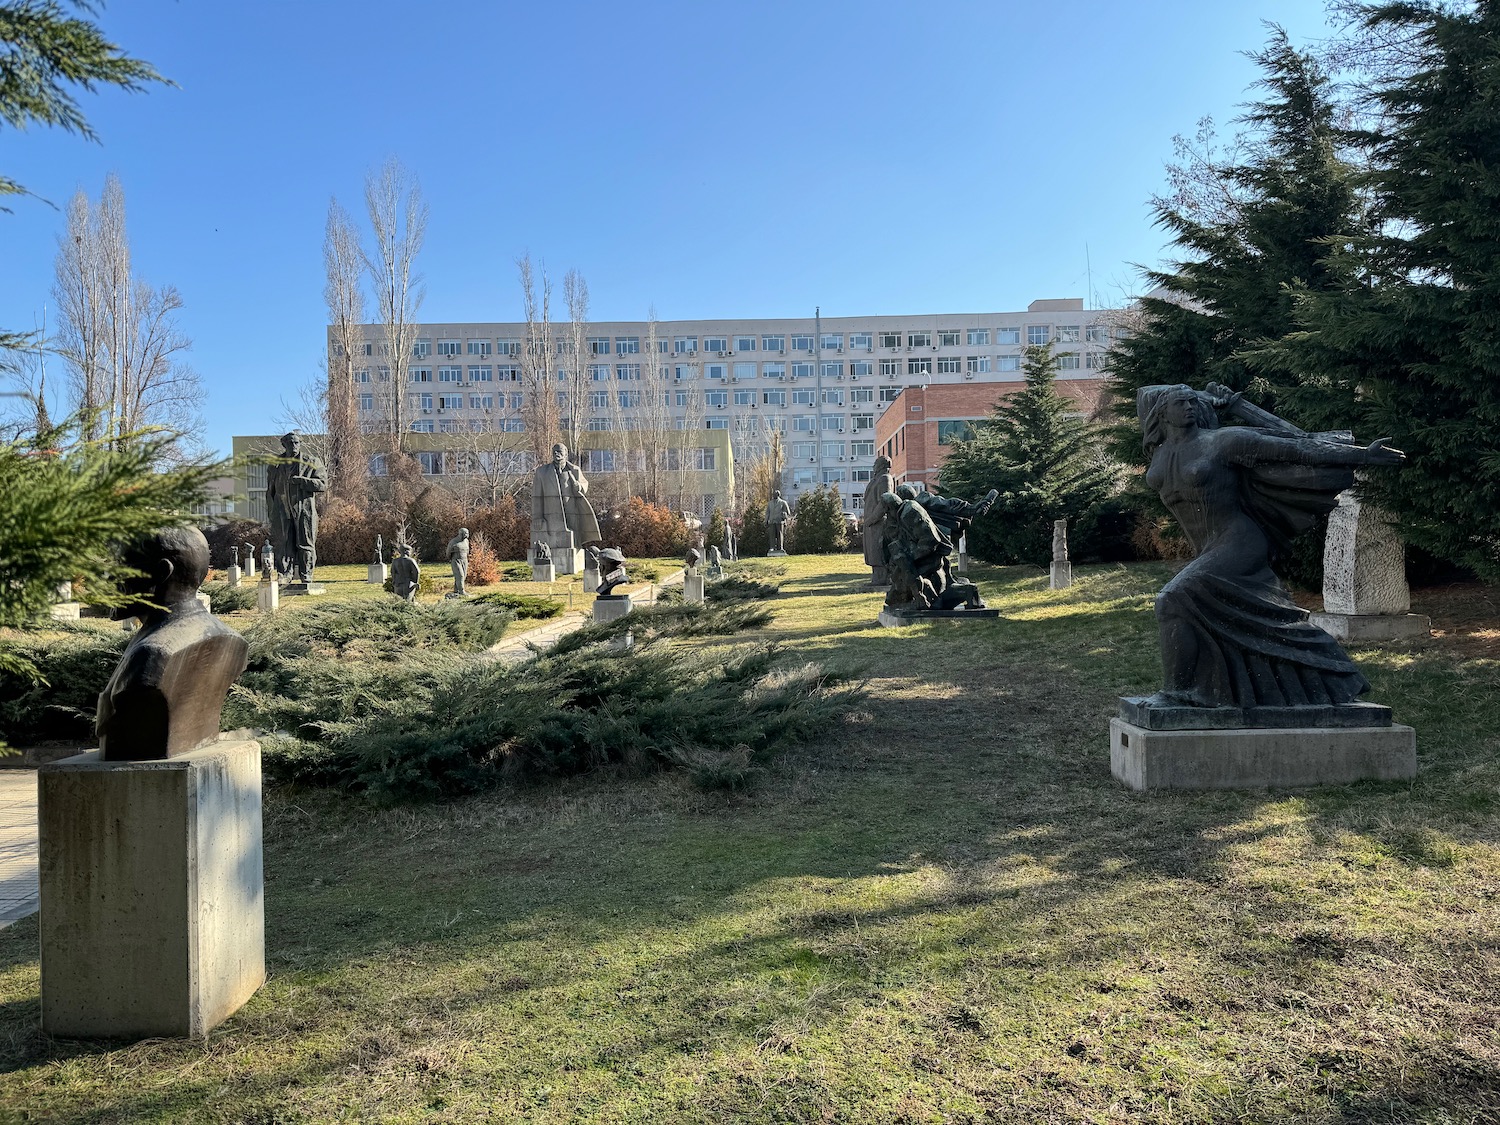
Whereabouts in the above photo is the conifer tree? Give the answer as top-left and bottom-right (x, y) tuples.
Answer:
(941, 345), (1117, 565)
(787, 485), (847, 554)
(1259, 1), (1500, 578)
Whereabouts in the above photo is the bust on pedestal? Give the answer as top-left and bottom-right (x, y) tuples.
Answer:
(592, 547), (634, 621)
(39, 526), (264, 1040)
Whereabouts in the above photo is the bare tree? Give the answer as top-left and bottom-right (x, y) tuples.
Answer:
(562, 269), (590, 439)
(517, 254), (558, 462)
(50, 175), (203, 448)
(324, 198), (367, 503)
(363, 158), (427, 454)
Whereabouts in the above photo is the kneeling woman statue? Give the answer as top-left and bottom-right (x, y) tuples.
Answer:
(1138, 383), (1405, 710)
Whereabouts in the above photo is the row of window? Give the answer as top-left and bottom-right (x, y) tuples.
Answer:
(342, 324), (1127, 359)
(374, 447), (722, 477)
(362, 384), (908, 414)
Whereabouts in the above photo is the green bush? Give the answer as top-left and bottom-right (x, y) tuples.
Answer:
(471, 591), (564, 620)
(709, 575), (781, 603)
(202, 580), (256, 614)
(500, 561), (533, 582)
(737, 502), (768, 558)
(788, 485), (848, 554)
(241, 599), (512, 663)
(0, 623), (127, 745)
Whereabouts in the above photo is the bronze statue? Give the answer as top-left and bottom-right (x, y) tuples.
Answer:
(265, 431), (327, 583)
(391, 544), (421, 601)
(96, 527), (249, 761)
(861, 455), (896, 585)
(1136, 383), (1405, 713)
(880, 483), (996, 615)
(597, 547), (629, 596)
(765, 490), (792, 553)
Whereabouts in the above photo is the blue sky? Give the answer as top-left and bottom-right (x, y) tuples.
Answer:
(4, 0), (1337, 457)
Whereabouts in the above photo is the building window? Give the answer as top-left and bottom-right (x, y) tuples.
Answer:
(1086, 324), (1110, 344)
(466, 339), (491, 356)
(821, 415), (842, 432)
(822, 388), (844, 406)
(966, 329), (990, 346)
(1057, 325), (1080, 343)
(437, 340), (461, 356)
(469, 394), (493, 409)
(852, 414), (874, 431)
(1086, 351), (1108, 370)
(706, 417), (729, 430)
(822, 441), (844, 459)
(413, 339), (431, 358)
(821, 362), (843, 379)
(762, 335), (785, 352)
(588, 390), (609, 409)
(998, 327), (1021, 345)
(418, 392), (433, 411)
(619, 389), (642, 408)
(908, 331), (931, 348)
(588, 336), (610, 355)
(586, 417), (611, 431)
(879, 385), (902, 402)
(358, 392), (373, 411)
(938, 420), (979, 445)
(410, 420), (435, 434)
(733, 362), (756, 380)
(1058, 352), (1081, 370)
(822, 469), (846, 483)
(368, 453), (388, 476)
(497, 364), (520, 382)
(851, 387), (874, 403)
(502, 418), (525, 433)
(850, 332), (873, 350)
(937, 356), (962, 374)
(763, 389), (787, 407)
(793, 468), (816, 488)
(938, 330), (961, 347)
(880, 359), (900, 377)
(410, 367), (432, 383)
(966, 355), (991, 373)
(672, 364), (693, 380)
(791, 334), (814, 351)
(438, 419), (460, 433)
(735, 336), (756, 352)
(492, 338), (518, 356)
(587, 364), (609, 382)
(792, 441), (817, 459)
(820, 333), (842, 350)
(439, 394), (462, 409)
(354, 368), (371, 383)
(509, 392), (522, 410)
(762, 362), (786, 379)
(438, 366), (461, 382)
(734, 389), (754, 405)
(705, 390), (728, 407)
(850, 360), (874, 378)
(706, 363), (727, 380)
(792, 388), (815, 405)
(616, 363), (641, 381)
(879, 331), (901, 348)
(1027, 325), (1051, 345)
(793, 414), (816, 432)
(908, 358), (932, 375)
(704, 336), (728, 353)
(998, 355), (1021, 372)
(790, 362), (813, 379)
(467, 365), (491, 382)
(615, 336), (640, 354)
(851, 439), (875, 457)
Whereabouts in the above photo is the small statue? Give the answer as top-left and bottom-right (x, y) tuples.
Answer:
(725, 525), (737, 561)
(375, 534), (384, 566)
(391, 544), (421, 602)
(96, 527), (249, 761)
(1134, 382), (1406, 713)
(765, 490), (792, 553)
(265, 430), (327, 583)
(260, 539), (275, 579)
(881, 483), (997, 615)
(242, 541), (255, 570)
(597, 547), (629, 595)
(532, 539), (552, 564)
(446, 527), (470, 596)
(684, 546), (702, 573)
(706, 544), (721, 568)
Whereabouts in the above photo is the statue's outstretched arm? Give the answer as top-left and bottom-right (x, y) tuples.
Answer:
(1220, 426), (1406, 469)
(1203, 383), (1306, 437)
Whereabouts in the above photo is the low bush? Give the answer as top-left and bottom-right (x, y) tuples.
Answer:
(467, 531), (501, 586)
(0, 623), (127, 745)
(471, 591), (564, 620)
(601, 497), (691, 559)
(202, 580), (256, 614)
(500, 561), (533, 581)
(709, 575), (781, 603)
(241, 599), (512, 665)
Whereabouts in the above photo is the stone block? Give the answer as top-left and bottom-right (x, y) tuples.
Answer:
(1050, 561), (1072, 590)
(256, 581), (279, 614)
(1118, 695), (1391, 730)
(49, 602), (82, 621)
(878, 607), (1000, 628)
(767, 549), (788, 558)
(226, 565), (242, 589)
(1324, 490), (1411, 616)
(592, 594), (633, 623)
(684, 574), (706, 605)
(583, 569), (600, 593)
(1109, 719), (1416, 791)
(1309, 611), (1432, 643)
(38, 740), (266, 1038)
(282, 583), (325, 597)
(367, 563), (389, 585)
(530, 562), (555, 583)
(195, 591), (212, 611)
(553, 549), (585, 576)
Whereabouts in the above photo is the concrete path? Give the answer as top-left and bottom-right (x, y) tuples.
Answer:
(0, 771), (38, 929)
(487, 568), (684, 663)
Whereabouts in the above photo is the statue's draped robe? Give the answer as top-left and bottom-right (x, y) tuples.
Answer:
(861, 470), (894, 566)
(530, 462), (602, 549)
(266, 455), (327, 580)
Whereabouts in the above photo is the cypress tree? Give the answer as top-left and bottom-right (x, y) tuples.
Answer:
(940, 345), (1117, 566)
(787, 485), (847, 554)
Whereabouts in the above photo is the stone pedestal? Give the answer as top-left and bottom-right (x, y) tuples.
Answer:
(706, 565), (724, 581)
(282, 583), (325, 597)
(530, 562), (555, 583)
(195, 591), (212, 612)
(226, 565), (242, 589)
(367, 563), (388, 585)
(1050, 561), (1073, 590)
(583, 569), (600, 593)
(1110, 719), (1417, 791)
(243, 558), (256, 579)
(256, 581), (279, 614)
(767, 549), (788, 558)
(592, 594), (633, 623)
(38, 740), (266, 1039)
(1318, 489), (1430, 642)
(50, 602), (82, 621)
(552, 548), (584, 576)
(684, 574), (706, 605)
(877, 607), (1000, 628)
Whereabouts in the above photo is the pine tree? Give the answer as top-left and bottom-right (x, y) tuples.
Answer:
(1259, 2), (1500, 578)
(1106, 29), (1363, 469)
(787, 485), (847, 554)
(940, 345), (1118, 565)
(706, 505), (727, 552)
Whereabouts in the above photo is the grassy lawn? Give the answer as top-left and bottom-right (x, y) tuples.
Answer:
(2, 557), (1498, 1122)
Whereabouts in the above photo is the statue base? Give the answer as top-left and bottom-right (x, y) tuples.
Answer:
(592, 594), (633, 623)
(530, 563), (555, 583)
(684, 574), (706, 605)
(767, 549), (788, 557)
(282, 582), (325, 597)
(1050, 561), (1072, 590)
(50, 602), (82, 621)
(1308, 611), (1432, 643)
(367, 563), (388, 585)
(583, 570), (600, 593)
(1110, 719), (1416, 791)
(553, 549), (585, 577)
(1118, 695), (1392, 731)
(706, 566), (723, 580)
(226, 565), (242, 588)
(38, 739), (266, 1038)
(256, 582), (278, 614)
(878, 607), (1000, 628)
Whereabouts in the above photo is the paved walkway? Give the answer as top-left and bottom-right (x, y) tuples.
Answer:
(0, 770), (38, 929)
(487, 569), (684, 662)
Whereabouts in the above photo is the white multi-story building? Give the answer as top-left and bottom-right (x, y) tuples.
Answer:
(338, 298), (1120, 514)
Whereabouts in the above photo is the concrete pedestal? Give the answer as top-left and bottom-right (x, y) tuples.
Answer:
(256, 581), (279, 614)
(553, 549), (585, 576)
(195, 591), (212, 612)
(1309, 611), (1432, 643)
(767, 549), (788, 558)
(592, 594), (634, 623)
(583, 570), (600, 593)
(367, 563), (389, 585)
(1109, 719), (1417, 791)
(530, 562), (555, 583)
(226, 565), (242, 589)
(50, 602), (82, 621)
(684, 574), (706, 605)
(282, 583), (325, 597)
(1050, 561), (1072, 590)
(878, 607), (1000, 628)
(38, 740), (266, 1039)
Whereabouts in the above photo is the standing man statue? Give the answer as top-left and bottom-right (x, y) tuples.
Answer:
(530, 442), (601, 574)
(765, 489), (792, 555)
(265, 431), (327, 585)
(861, 455), (896, 586)
(446, 527), (470, 596)
(391, 544), (421, 602)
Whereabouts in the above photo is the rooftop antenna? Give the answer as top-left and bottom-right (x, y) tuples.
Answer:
(1086, 244), (1094, 310)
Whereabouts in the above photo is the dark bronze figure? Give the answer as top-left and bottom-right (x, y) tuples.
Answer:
(881, 483), (997, 614)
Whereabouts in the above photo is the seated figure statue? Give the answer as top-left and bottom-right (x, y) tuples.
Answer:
(96, 526), (250, 761)
(880, 483), (997, 614)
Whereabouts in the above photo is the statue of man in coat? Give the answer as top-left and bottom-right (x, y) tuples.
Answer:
(860, 454), (896, 586)
(265, 431), (327, 584)
(530, 442), (601, 573)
